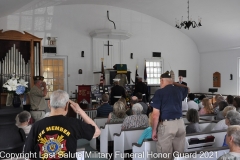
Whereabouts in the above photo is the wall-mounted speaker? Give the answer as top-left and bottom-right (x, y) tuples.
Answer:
(43, 46), (57, 54)
(81, 51), (84, 57)
(152, 52), (161, 57)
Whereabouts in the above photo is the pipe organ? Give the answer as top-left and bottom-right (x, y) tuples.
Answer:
(0, 30), (42, 105)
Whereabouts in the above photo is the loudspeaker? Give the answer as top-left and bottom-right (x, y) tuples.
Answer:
(209, 88), (218, 93)
(152, 52), (161, 57)
(81, 51), (84, 57)
(43, 46), (57, 54)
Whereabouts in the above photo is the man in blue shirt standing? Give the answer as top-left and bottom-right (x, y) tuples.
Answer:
(97, 93), (113, 117)
(151, 71), (189, 160)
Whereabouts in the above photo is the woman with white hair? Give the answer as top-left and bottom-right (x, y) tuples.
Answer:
(222, 110), (240, 147)
(121, 103), (148, 129)
(218, 125), (240, 160)
(16, 111), (32, 134)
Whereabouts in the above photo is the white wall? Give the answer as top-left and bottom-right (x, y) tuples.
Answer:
(200, 49), (240, 95)
(0, 4), (200, 93)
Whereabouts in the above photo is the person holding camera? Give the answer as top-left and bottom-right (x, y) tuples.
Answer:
(29, 76), (48, 121)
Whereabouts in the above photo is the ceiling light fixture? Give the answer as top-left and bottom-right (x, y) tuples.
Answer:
(175, 0), (202, 30)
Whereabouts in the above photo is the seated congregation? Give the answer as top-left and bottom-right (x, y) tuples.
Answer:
(4, 84), (240, 160)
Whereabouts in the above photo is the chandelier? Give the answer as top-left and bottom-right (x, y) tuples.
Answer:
(175, 0), (202, 30)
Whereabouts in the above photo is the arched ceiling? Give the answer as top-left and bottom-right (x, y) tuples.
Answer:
(1, 0), (240, 53)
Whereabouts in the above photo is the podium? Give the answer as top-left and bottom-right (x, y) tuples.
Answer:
(109, 70), (131, 85)
(77, 85), (91, 104)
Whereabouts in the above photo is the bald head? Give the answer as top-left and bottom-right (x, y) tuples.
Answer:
(160, 77), (173, 88)
(131, 96), (138, 105)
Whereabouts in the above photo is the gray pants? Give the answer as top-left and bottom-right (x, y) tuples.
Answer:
(30, 111), (45, 122)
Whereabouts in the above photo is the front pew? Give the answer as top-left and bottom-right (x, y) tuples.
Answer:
(89, 117), (108, 150)
(100, 122), (122, 153)
(114, 127), (147, 160)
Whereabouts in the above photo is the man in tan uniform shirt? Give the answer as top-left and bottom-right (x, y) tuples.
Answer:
(29, 76), (47, 121)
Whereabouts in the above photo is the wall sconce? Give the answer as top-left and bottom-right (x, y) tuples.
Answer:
(130, 53), (133, 59)
(78, 69), (82, 74)
(47, 37), (57, 45)
(230, 74), (233, 80)
(81, 51), (84, 57)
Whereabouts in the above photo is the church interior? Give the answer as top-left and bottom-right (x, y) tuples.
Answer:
(0, 0), (240, 159)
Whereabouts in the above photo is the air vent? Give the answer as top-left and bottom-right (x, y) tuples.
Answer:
(43, 46), (57, 54)
(152, 52), (161, 57)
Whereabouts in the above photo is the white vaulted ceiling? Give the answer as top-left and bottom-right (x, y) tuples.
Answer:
(0, 0), (240, 53)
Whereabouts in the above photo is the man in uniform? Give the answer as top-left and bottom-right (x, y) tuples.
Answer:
(177, 76), (187, 86)
(115, 73), (128, 87)
(133, 77), (149, 103)
(29, 76), (48, 121)
(110, 79), (126, 105)
(151, 71), (189, 160)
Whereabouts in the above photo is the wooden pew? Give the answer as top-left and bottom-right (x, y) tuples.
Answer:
(89, 117), (108, 150)
(114, 127), (147, 160)
(100, 122), (122, 153)
(132, 129), (226, 160)
(174, 146), (229, 160)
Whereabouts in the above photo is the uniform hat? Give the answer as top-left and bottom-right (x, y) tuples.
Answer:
(33, 76), (44, 81)
(113, 78), (121, 82)
(160, 71), (171, 78)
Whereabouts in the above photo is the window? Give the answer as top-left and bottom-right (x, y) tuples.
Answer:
(146, 59), (163, 85)
(43, 59), (64, 98)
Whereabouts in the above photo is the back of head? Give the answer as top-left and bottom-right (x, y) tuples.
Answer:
(135, 92), (143, 100)
(18, 111), (31, 123)
(226, 110), (240, 125)
(215, 94), (222, 101)
(118, 97), (126, 107)
(233, 97), (240, 108)
(50, 90), (69, 109)
(223, 106), (236, 117)
(160, 71), (172, 85)
(102, 93), (109, 103)
(227, 125), (240, 147)
(186, 109), (199, 123)
(202, 98), (210, 106)
(188, 93), (195, 100)
(113, 101), (126, 118)
(131, 96), (138, 104)
(227, 95), (234, 104)
(199, 94), (206, 101)
(202, 98), (213, 113)
(132, 103), (143, 115)
(218, 101), (228, 111)
(217, 96), (225, 103)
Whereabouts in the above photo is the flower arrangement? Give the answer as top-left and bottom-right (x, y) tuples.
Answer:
(3, 77), (29, 95)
